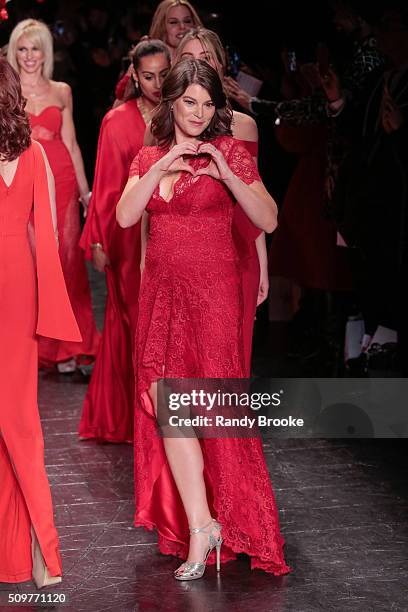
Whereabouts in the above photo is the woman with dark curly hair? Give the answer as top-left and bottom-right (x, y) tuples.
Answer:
(117, 59), (290, 580)
(0, 58), (81, 588)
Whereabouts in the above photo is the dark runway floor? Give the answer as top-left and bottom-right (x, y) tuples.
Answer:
(1, 272), (407, 612)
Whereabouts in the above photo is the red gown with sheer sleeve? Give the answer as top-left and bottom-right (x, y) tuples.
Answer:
(232, 139), (261, 375)
(28, 106), (100, 366)
(78, 99), (145, 442)
(0, 141), (81, 582)
(130, 136), (290, 575)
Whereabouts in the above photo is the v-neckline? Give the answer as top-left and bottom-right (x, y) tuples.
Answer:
(0, 156), (21, 190)
(155, 149), (214, 204)
(158, 171), (184, 203)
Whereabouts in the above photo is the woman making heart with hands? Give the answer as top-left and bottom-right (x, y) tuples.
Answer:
(117, 59), (289, 581)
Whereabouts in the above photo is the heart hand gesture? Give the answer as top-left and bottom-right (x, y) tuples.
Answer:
(155, 142), (197, 175)
(194, 143), (234, 182)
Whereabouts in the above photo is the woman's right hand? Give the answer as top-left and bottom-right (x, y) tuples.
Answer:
(224, 76), (252, 111)
(154, 142), (198, 175)
(92, 247), (110, 273)
(319, 66), (342, 102)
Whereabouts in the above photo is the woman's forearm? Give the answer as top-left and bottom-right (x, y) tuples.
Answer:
(116, 164), (161, 228)
(224, 175), (278, 233)
(69, 142), (90, 198)
(255, 232), (268, 274)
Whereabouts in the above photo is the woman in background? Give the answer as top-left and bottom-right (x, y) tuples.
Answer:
(0, 59), (80, 587)
(114, 0), (201, 103)
(79, 40), (171, 443)
(172, 27), (269, 374)
(7, 19), (99, 373)
(149, 0), (202, 61)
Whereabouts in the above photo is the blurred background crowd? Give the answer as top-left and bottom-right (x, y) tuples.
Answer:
(1, 0), (407, 378)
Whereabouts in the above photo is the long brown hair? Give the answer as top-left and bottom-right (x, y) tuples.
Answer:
(151, 58), (232, 147)
(0, 59), (31, 162)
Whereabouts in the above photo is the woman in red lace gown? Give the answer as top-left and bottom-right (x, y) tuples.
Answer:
(79, 40), (171, 443)
(0, 59), (81, 587)
(117, 59), (290, 579)
(140, 28), (268, 374)
(8, 19), (99, 372)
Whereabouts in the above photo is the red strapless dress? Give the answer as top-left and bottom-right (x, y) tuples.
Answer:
(79, 100), (144, 442)
(29, 106), (100, 365)
(131, 136), (290, 575)
(0, 142), (81, 582)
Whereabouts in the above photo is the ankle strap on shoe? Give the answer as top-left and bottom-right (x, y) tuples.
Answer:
(189, 518), (220, 535)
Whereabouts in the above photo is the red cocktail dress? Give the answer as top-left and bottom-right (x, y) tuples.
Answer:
(0, 141), (81, 582)
(131, 136), (290, 575)
(28, 106), (100, 365)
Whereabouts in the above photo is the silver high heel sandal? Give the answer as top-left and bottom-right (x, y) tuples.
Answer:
(174, 518), (223, 581)
(31, 528), (62, 589)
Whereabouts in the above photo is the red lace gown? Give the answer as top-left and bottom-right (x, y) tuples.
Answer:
(232, 139), (261, 375)
(28, 106), (100, 365)
(78, 99), (144, 442)
(131, 136), (290, 575)
(0, 141), (81, 582)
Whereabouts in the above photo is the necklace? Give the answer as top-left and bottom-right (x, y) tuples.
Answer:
(137, 97), (154, 126)
(22, 78), (49, 100)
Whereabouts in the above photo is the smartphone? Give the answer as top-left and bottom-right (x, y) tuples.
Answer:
(226, 46), (241, 79)
(287, 49), (297, 73)
(316, 42), (329, 75)
(54, 21), (65, 36)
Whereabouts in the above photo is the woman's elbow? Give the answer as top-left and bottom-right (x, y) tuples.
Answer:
(265, 213), (278, 234)
(262, 201), (278, 234)
(262, 218), (277, 234)
(65, 139), (78, 157)
(116, 205), (131, 228)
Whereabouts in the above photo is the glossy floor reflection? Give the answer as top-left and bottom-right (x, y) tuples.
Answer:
(1, 274), (407, 611)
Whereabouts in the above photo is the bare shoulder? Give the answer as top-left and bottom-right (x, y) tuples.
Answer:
(232, 111), (258, 142)
(50, 80), (72, 105)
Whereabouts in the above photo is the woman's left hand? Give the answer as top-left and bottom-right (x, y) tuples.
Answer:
(79, 191), (91, 217)
(257, 266), (269, 306)
(194, 143), (234, 182)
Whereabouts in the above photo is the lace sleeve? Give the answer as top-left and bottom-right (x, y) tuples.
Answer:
(228, 141), (262, 185)
(129, 150), (141, 178)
